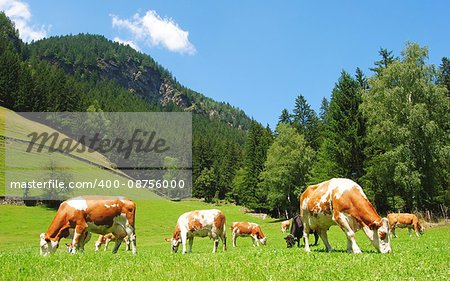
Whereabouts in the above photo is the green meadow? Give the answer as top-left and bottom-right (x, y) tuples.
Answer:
(0, 202), (449, 281)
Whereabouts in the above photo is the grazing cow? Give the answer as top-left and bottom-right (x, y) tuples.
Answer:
(166, 209), (226, 254)
(387, 213), (424, 238)
(40, 195), (137, 256)
(95, 234), (130, 252)
(284, 215), (318, 248)
(281, 220), (290, 233)
(300, 178), (391, 254)
(231, 222), (267, 247)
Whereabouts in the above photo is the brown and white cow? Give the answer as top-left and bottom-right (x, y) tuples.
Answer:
(40, 195), (137, 256)
(387, 213), (424, 238)
(300, 178), (391, 254)
(231, 222), (267, 247)
(166, 209), (226, 254)
(281, 220), (290, 233)
(95, 233), (130, 252)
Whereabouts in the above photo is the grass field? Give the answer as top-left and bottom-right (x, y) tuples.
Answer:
(0, 201), (449, 281)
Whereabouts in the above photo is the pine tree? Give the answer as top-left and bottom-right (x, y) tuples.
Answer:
(319, 97), (329, 122)
(292, 95), (320, 150)
(15, 63), (34, 111)
(0, 50), (20, 108)
(232, 121), (272, 210)
(438, 57), (450, 97)
(320, 70), (366, 180)
(370, 48), (396, 75)
(278, 108), (291, 125)
(355, 67), (369, 90)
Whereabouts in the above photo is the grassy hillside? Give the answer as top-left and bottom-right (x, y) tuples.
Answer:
(0, 106), (161, 200)
(0, 202), (449, 280)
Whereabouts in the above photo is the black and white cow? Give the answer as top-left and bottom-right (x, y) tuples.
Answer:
(284, 215), (319, 248)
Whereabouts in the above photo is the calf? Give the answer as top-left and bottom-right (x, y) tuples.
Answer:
(281, 220), (290, 233)
(231, 222), (267, 247)
(387, 213), (424, 238)
(95, 233), (130, 252)
(166, 209), (226, 254)
(64, 229), (92, 253)
(301, 178), (391, 254)
(284, 215), (318, 248)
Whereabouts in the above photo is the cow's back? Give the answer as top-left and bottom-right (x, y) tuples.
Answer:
(178, 209), (225, 238)
(301, 178), (373, 229)
(389, 213), (418, 225)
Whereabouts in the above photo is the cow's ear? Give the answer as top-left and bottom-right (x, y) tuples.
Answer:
(164, 238), (171, 242)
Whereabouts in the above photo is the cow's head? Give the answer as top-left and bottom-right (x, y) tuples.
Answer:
(418, 223), (425, 235)
(165, 237), (181, 253)
(39, 233), (59, 256)
(284, 234), (296, 248)
(369, 218), (391, 254)
(259, 236), (267, 246)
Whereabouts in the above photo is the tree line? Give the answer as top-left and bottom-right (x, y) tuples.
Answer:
(233, 45), (449, 216)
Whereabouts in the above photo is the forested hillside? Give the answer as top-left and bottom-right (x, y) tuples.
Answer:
(0, 12), (247, 203)
(1, 12), (448, 217)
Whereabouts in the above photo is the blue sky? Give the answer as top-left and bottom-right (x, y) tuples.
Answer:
(1, 1), (449, 128)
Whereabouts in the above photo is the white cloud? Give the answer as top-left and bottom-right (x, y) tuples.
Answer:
(0, 0), (48, 42)
(111, 10), (196, 55)
(113, 37), (140, 51)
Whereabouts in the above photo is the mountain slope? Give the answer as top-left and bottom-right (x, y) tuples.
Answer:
(29, 34), (252, 130)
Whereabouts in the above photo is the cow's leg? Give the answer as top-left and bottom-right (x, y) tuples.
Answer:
(408, 227), (413, 237)
(124, 226), (137, 255)
(334, 213), (359, 253)
(104, 238), (111, 251)
(313, 232), (319, 246)
(303, 224), (311, 253)
(253, 235), (260, 247)
(317, 229), (334, 252)
(181, 232), (188, 254)
(221, 232), (227, 252)
(187, 237), (194, 253)
(232, 232), (237, 247)
(213, 239), (219, 253)
(392, 226), (398, 238)
(70, 225), (86, 254)
(78, 232), (89, 253)
(112, 239), (123, 254)
(346, 238), (353, 253)
(211, 231), (221, 253)
(125, 237), (131, 251)
(414, 224), (420, 237)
